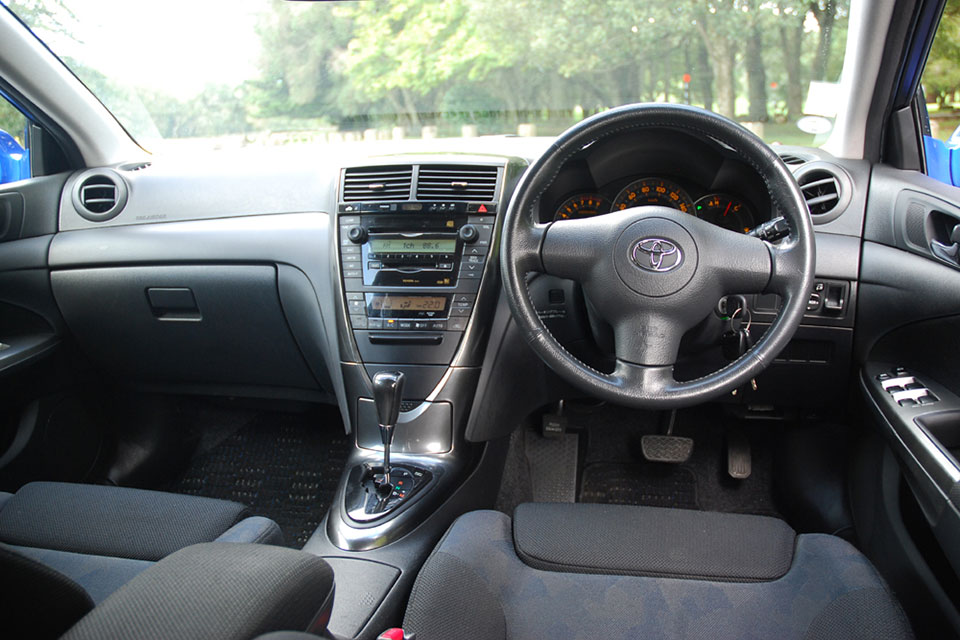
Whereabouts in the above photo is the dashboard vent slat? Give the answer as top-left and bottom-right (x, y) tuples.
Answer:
(798, 169), (841, 217)
(778, 154), (807, 166)
(416, 165), (499, 201)
(343, 165), (413, 201)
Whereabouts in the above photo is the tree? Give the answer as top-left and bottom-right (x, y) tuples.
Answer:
(923, 0), (960, 109)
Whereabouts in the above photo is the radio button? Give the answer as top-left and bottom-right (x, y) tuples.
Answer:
(342, 253), (361, 263)
(339, 215), (360, 225)
(467, 215), (495, 225)
(438, 262), (454, 270)
(348, 300), (366, 313)
(341, 245), (361, 255)
(464, 255), (484, 265)
(350, 315), (368, 329)
(459, 270), (481, 279)
(347, 226), (368, 243)
(464, 246), (485, 256)
(346, 292), (364, 301)
(459, 224), (480, 243)
(343, 269), (363, 279)
(367, 261), (382, 270)
(461, 262), (483, 273)
(343, 278), (364, 291)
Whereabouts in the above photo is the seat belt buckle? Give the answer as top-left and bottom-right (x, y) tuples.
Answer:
(377, 629), (416, 640)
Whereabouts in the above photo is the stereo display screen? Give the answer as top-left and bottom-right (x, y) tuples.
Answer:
(369, 238), (457, 254)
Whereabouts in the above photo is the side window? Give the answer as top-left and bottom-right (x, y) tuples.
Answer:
(920, 0), (960, 187)
(0, 95), (31, 185)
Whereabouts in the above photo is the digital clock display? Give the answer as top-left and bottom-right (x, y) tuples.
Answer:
(369, 238), (457, 254)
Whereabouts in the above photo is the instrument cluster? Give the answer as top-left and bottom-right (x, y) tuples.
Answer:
(551, 176), (759, 234)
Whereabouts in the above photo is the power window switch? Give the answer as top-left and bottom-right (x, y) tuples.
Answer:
(918, 394), (939, 405)
(898, 398), (918, 407)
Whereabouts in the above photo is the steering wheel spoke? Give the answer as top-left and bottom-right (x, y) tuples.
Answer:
(613, 310), (686, 367)
(704, 228), (774, 295)
(541, 216), (617, 282)
(767, 238), (810, 296)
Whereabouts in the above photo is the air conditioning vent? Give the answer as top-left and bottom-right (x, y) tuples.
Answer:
(72, 170), (128, 222)
(120, 161), (152, 172)
(342, 165), (413, 201)
(416, 165), (499, 201)
(798, 169), (841, 216)
(778, 153), (809, 166)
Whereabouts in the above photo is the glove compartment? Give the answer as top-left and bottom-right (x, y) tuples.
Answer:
(51, 265), (322, 395)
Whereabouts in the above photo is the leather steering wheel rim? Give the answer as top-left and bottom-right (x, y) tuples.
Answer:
(500, 103), (815, 408)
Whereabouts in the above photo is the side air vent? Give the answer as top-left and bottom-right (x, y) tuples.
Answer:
(416, 165), (499, 201)
(71, 169), (128, 222)
(342, 165), (413, 201)
(798, 170), (841, 216)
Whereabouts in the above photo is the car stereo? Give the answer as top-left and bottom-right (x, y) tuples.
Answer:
(338, 201), (496, 333)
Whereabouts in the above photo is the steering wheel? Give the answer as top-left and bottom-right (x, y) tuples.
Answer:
(500, 104), (815, 408)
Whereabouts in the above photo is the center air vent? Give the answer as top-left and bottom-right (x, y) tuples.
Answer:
(416, 165), (499, 201)
(798, 170), (841, 216)
(71, 169), (128, 222)
(342, 166), (413, 201)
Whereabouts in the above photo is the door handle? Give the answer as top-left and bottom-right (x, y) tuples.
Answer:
(931, 223), (960, 266)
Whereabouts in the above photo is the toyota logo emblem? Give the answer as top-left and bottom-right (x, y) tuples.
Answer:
(631, 238), (683, 272)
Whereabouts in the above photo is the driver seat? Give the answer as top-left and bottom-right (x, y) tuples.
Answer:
(403, 503), (914, 640)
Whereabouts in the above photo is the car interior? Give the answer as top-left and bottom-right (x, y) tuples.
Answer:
(1, 0), (960, 638)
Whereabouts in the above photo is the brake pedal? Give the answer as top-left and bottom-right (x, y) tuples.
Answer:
(641, 435), (693, 463)
(726, 427), (752, 479)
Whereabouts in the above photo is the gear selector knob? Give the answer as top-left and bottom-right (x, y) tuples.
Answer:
(372, 371), (405, 485)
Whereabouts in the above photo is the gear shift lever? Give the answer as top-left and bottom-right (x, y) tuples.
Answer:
(372, 371), (404, 488)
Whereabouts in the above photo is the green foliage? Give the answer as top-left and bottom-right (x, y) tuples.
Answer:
(6, 0), (862, 141)
(924, 0), (960, 108)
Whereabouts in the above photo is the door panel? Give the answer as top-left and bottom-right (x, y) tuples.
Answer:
(857, 162), (960, 635)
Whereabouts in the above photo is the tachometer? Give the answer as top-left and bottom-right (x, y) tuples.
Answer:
(693, 194), (756, 233)
(553, 193), (610, 220)
(611, 178), (693, 213)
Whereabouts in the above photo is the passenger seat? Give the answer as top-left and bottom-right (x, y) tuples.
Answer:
(0, 482), (282, 610)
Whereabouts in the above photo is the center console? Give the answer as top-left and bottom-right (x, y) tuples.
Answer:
(326, 161), (510, 552)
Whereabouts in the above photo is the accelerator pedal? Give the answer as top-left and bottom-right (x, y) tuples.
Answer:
(726, 426), (752, 479)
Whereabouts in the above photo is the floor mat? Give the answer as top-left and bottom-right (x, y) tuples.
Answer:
(579, 462), (698, 509)
(525, 431), (579, 503)
(570, 402), (780, 517)
(168, 407), (349, 548)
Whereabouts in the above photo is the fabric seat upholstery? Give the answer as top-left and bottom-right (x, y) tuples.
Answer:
(404, 504), (914, 640)
(0, 482), (283, 607)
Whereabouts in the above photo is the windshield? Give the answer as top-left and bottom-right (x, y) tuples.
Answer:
(3, 0), (851, 154)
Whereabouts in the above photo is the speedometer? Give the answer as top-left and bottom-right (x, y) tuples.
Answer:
(612, 178), (694, 214)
